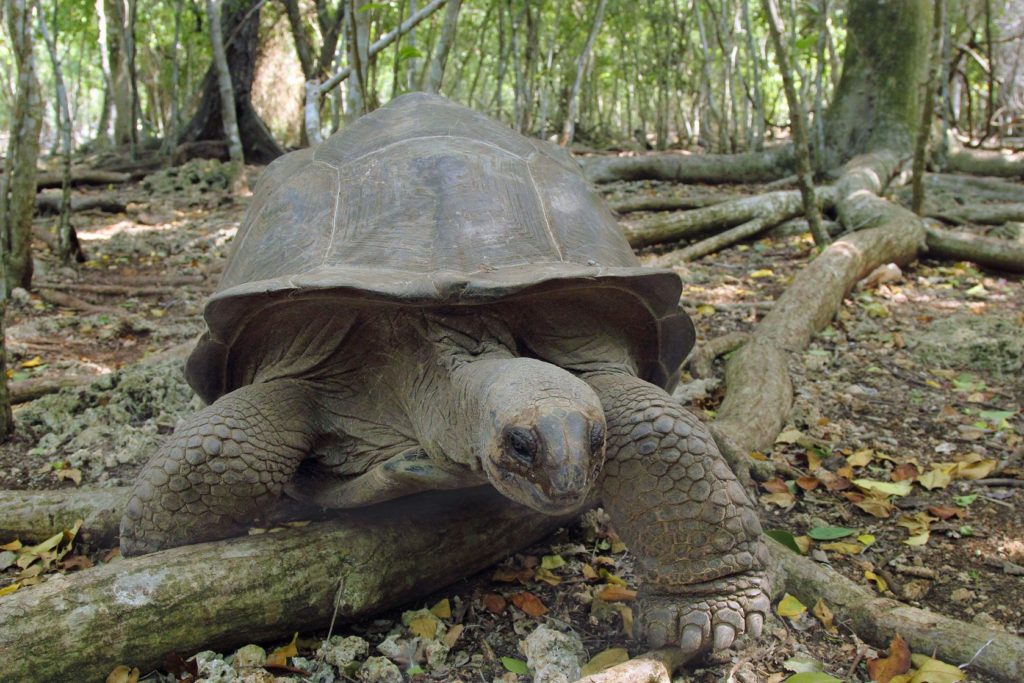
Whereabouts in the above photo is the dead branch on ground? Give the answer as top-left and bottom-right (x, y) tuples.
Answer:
(580, 145), (795, 185)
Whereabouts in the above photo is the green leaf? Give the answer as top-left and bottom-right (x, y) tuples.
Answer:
(765, 529), (803, 554)
(807, 526), (856, 541)
(954, 494), (978, 507)
(501, 657), (528, 675)
(541, 555), (566, 569)
(795, 34), (818, 51)
(396, 45), (424, 62)
(978, 410), (1014, 429)
(358, 2), (389, 12)
(784, 673), (843, 683)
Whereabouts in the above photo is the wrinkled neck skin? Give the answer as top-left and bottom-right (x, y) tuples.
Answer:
(408, 313), (607, 514)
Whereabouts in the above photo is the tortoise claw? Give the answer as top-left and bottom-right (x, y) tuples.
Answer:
(635, 572), (771, 659)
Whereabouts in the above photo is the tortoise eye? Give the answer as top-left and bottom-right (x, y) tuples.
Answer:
(504, 427), (539, 467)
(589, 423), (606, 454)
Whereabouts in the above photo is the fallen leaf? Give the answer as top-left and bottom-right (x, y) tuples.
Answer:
(927, 506), (965, 520)
(954, 457), (997, 480)
(482, 593), (507, 614)
(106, 665), (141, 683)
(429, 598), (451, 619)
(853, 495), (895, 518)
(500, 657), (528, 675)
(777, 593), (807, 617)
(580, 648), (630, 676)
(541, 554), (566, 570)
(891, 464), (919, 482)
(581, 564), (599, 581)
(511, 591), (548, 617)
(908, 655), (966, 682)
(807, 526), (856, 541)
(265, 632), (298, 668)
(613, 604), (634, 635)
(598, 569), (627, 586)
(20, 356), (43, 368)
(765, 529), (805, 554)
(762, 492), (797, 508)
(820, 542), (863, 555)
(864, 570), (887, 592)
(812, 598), (837, 634)
(59, 555), (94, 571)
(866, 633), (911, 683)
(55, 468), (82, 486)
(696, 304), (716, 316)
(750, 268), (775, 278)
(853, 479), (912, 496)
(0, 539), (22, 551)
(848, 449), (875, 467)
(407, 615), (438, 639)
(858, 534), (876, 546)
(776, 428), (804, 444)
(763, 477), (791, 493)
(796, 476), (821, 491)
(597, 585), (636, 602)
(783, 674), (842, 683)
(534, 567), (562, 586)
(492, 567), (533, 583)
(918, 466), (954, 490)
(442, 623), (464, 648)
(0, 582), (21, 596)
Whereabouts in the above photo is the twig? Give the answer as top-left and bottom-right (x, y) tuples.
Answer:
(974, 478), (1024, 487)
(959, 638), (994, 670)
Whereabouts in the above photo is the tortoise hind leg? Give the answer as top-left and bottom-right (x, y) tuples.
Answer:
(119, 379), (317, 556)
(583, 371), (771, 657)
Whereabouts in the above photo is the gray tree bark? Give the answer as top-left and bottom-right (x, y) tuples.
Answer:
(560, 0), (607, 146)
(207, 0), (245, 180)
(423, 0), (462, 93)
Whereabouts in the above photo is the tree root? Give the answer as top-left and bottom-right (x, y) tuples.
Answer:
(35, 193), (126, 215)
(924, 225), (1024, 272)
(945, 147), (1024, 178)
(623, 187), (832, 249)
(0, 488), (570, 682)
(929, 203), (1024, 226)
(580, 145), (795, 184)
(8, 374), (97, 404)
(687, 332), (751, 380)
(606, 191), (739, 214)
(35, 288), (120, 315)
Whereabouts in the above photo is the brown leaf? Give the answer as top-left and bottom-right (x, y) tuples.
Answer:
(891, 463), (919, 482)
(596, 585), (637, 602)
(796, 476), (821, 491)
(812, 598), (837, 634)
(482, 592), (507, 615)
(762, 477), (790, 493)
(106, 665), (140, 683)
(59, 555), (94, 571)
(927, 505), (966, 520)
(866, 633), (911, 683)
(442, 623), (464, 648)
(265, 632), (298, 668)
(492, 566), (533, 583)
(511, 591), (548, 617)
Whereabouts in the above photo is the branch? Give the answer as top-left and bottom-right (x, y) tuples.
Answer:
(580, 145), (795, 185)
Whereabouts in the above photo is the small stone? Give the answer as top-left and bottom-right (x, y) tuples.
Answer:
(10, 287), (30, 306)
(423, 639), (450, 669)
(193, 651), (236, 682)
(231, 644), (267, 670)
(522, 625), (585, 683)
(950, 588), (975, 603)
(357, 656), (403, 683)
(317, 635), (370, 669)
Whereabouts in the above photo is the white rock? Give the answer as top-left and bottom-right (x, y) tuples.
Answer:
(317, 635), (370, 668)
(522, 625), (585, 683)
(358, 656), (403, 683)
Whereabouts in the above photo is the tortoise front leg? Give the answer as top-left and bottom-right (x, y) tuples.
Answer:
(119, 380), (317, 556)
(584, 372), (771, 657)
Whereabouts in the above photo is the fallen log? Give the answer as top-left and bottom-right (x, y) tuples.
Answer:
(9, 374), (96, 404)
(580, 145), (795, 185)
(0, 488), (125, 546)
(924, 225), (1024, 273)
(36, 287), (120, 315)
(0, 488), (572, 682)
(35, 168), (131, 189)
(930, 202), (1024, 225)
(35, 192), (126, 215)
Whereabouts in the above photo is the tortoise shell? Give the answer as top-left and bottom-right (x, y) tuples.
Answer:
(186, 93), (694, 403)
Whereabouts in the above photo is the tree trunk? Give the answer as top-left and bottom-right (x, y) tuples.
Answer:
(911, 0), (945, 215)
(345, 0), (371, 120)
(2, 0), (42, 292)
(423, 0), (462, 93)
(560, 0), (607, 146)
(0, 489), (572, 682)
(580, 145), (795, 184)
(823, 0), (932, 163)
(178, 0), (284, 164)
(207, 0), (245, 183)
(36, 5), (77, 265)
(762, 0), (828, 247)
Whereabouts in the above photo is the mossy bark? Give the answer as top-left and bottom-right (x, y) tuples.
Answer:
(824, 0), (931, 163)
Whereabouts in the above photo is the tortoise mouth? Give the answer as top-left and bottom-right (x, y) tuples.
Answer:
(491, 469), (593, 515)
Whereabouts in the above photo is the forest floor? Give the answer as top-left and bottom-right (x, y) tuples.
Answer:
(0, 159), (1021, 683)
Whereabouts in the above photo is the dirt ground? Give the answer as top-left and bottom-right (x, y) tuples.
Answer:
(0, 161), (1020, 683)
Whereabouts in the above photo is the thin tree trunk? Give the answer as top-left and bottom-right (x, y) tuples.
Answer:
(912, 0), (945, 215)
(207, 0), (244, 184)
(560, 0), (607, 146)
(36, 5), (76, 265)
(424, 0), (462, 93)
(742, 0), (764, 150)
(763, 0), (829, 246)
(2, 0), (42, 292)
(160, 0), (184, 157)
(345, 0), (371, 120)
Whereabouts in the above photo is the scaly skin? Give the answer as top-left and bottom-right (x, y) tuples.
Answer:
(584, 372), (771, 657)
(119, 380), (316, 556)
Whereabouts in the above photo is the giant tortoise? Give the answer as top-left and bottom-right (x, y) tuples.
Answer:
(120, 93), (769, 658)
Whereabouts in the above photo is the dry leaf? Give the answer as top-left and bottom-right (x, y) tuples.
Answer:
(581, 564), (599, 581)
(407, 615), (438, 639)
(597, 585), (637, 602)
(812, 598), (837, 634)
(511, 591), (548, 617)
(482, 592), (507, 614)
(442, 623), (464, 648)
(908, 655), (966, 682)
(580, 648), (630, 676)
(796, 476), (821, 491)
(59, 555), (95, 571)
(927, 505), (965, 520)
(848, 449), (874, 467)
(0, 582), (21, 596)
(106, 665), (141, 683)
(891, 464), (919, 482)
(265, 632), (298, 668)
(429, 598), (451, 619)
(534, 567), (562, 586)
(864, 570), (888, 592)
(761, 492), (796, 508)
(820, 542), (863, 555)
(866, 633), (911, 683)
(55, 468), (82, 486)
(762, 477), (791, 493)
(492, 567), (533, 583)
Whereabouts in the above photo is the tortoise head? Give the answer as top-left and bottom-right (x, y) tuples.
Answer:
(470, 359), (606, 515)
